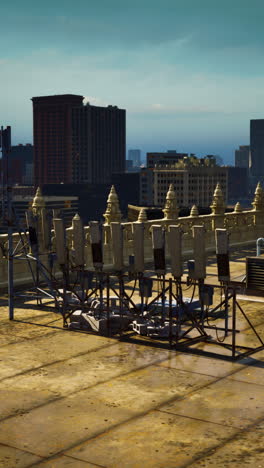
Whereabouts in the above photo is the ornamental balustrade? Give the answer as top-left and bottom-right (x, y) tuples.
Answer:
(0, 183), (263, 288)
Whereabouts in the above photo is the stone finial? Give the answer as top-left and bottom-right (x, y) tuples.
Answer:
(71, 213), (81, 232)
(32, 187), (45, 217)
(190, 205), (199, 217)
(72, 213), (80, 222)
(137, 208), (147, 223)
(103, 185), (122, 224)
(32, 187), (45, 210)
(210, 183), (225, 215)
(252, 182), (264, 211)
(234, 202), (242, 213)
(163, 184), (179, 220)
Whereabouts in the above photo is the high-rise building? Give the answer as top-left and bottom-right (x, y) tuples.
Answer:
(32, 94), (84, 186)
(126, 160), (133, 170)
(128, 149), (141, 167)
(227, 166), (249, 202)
(250, 120), (264, 176)
(235, 145), (250, 169)
(140, 155), (227, 207)
(72, 103), (126, 184)
(23, 163), (34, 185)
(32, 95), (126, 186)
(1, 143), (33, 186)
(146, 151), (187, 168)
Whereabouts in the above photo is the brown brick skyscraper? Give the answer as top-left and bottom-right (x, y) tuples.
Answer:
(32, 94), (126, 187)
(32, 94), (84, 186)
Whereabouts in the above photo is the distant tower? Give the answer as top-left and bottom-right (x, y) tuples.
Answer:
(235, 145), (250, 169)
(250, 120), (264, 176)
(72, 103), (126, 184)
(32, 94), (84, 186)
(128, 149), (141, 167)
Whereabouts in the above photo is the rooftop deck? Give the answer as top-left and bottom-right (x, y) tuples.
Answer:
(0, 248), (264, 467)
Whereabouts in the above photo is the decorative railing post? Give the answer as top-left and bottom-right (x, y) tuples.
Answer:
(190, 205), (199, 217)
(137, 208), (147, 223)
(103, 186), (122, 264)
(252, 182), (264, 227)
(31, 187), (46, 251)
(163, 184), (179, 222)
(234, 202), (242, 213)
(210, 183), (225, 230)
(130, 208), (147, 271)
(103, 185), (122, 225)
(72, 214), (85, 266)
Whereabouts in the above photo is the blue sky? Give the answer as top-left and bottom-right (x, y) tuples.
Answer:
(1, 0), (264, 163)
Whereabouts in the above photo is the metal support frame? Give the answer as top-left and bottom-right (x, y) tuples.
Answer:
(168, 281), (264, 361)
(8, 242), (264, 360)
(1, 143), (262, 361)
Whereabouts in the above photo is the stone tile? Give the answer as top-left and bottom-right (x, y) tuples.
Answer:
(244, 321), (264, 338)
(161, 378), (264, 429)
(229, 313), (264, 332)
(0, 390), (133, 457)
(36, 455), (101, 467)
(0, 299), (56, 323)
(68, 364), (215, 416)
(0, 332), (27, 347)
(0, 315), (62, 346)
(170, 340), (236, 361)
(0, 332), (113, 380)
(158, 351), (247, 378)
(0, 366), (214, 458)
(0, 342), (171, 419)
(67, 410), (236, 468)
(228, 359), (264, 386)
(0, 387), (59, 421)
(0, 443), (42, 467)
(188, 420), (264, 468)
(186, 337), (263, 362)
(222, 327), (264, 349)
(237, 294), (264, 303)
(238, 304), (264, 328)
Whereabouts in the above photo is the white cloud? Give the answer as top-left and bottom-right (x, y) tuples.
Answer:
(83, 96), (109, 107)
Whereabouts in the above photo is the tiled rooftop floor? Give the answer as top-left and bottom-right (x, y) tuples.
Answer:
(0, 249), (264, 467)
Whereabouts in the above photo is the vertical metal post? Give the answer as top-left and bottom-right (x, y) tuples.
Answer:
(169, 278), (173, 346)
(1, 126), (4, 223)
(119, 274), (124, 336)
(62, 265), (68, 327)
(224, 285), (229, 337)
(176, 279), (181, 342)
(34, 218), (40, 306)
(199, 279), (205, 332)
(161, 275), (166, 323)
(139, 275), (144, 317)
(106, 273), (110, 337)
(7, 185), (14, 320)
(232, 287), (236, 359)
(2, 126), (14, 321)
(99, 271), (103, 317)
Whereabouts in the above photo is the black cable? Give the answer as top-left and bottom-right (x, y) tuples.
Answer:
(205, 304), (226, 343)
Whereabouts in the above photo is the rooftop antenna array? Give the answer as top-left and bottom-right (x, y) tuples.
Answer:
(1, 159), (263, 360)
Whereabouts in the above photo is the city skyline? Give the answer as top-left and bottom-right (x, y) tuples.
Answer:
(1, 0), (264, 163)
